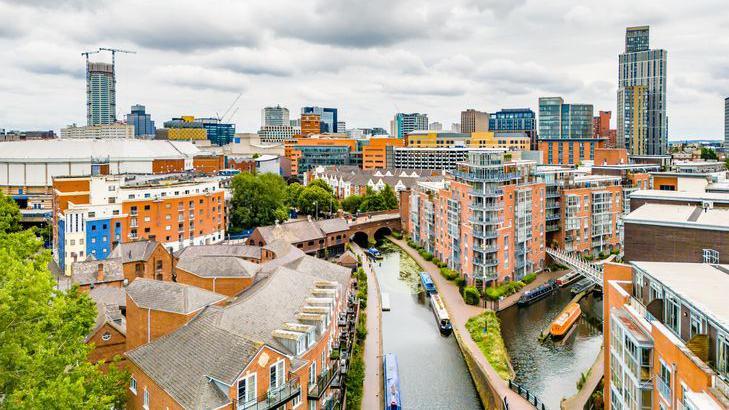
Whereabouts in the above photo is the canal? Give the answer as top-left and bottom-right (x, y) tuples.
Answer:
(373, 241), (482, 410)
(498, 286), (603, 409)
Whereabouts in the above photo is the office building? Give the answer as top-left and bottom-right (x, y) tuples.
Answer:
(392, 147), (472, 170)
(302, 106), (338, 133)
(86, 62), (116, 126)
(461, 109), (490, 133)
(392, 113), (428, 139)
(451, 123), (461, 132)
(261, 105), (290, 127)
(164, 116), (235, 146)
(429, 122), (443, 131)
(53, 174), (226, 274)
(61, 123), (134, 139)
(258, 125), (298, 143)
(301, 114), (321, 136)
(538, 138), (606, 165)
(538, 97), (594, 139)
(125, 105), (156, 139)
(603, 261), (729, 409)
(337, 121), (346, 133)
(617, 26), (668, 155)
(405, 130), (529, 151)
(0, 130), (55, 142)
(489, 108), (537, 149)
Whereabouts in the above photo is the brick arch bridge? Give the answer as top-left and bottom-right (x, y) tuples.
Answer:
(347, 211), (402, 245)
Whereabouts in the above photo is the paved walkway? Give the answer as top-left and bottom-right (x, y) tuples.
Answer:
(560, 346), (604, 410)
(351, 244), (384, 410)
(387, 237), (535, 410)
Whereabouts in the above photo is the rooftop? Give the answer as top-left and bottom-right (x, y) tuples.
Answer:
(175, 244), (262, 260)
(629, 189), (729, 203)
(126, 278), (226, 314)
(108, 240), (159, 263)
(175, 256), (259, 278)
(0, 139), (200, 162)
(624, 203), (729, 231)
(632, 261), (729, 331)
(71, 258), (124, 286)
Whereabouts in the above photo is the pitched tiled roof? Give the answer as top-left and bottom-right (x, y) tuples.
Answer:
(109, 240), (159, 263)
(87, 286), (127, 339)
(316, 217), (348, 234)
(72, 258), (124, 286)
(126, 279), (226, 314)
(175, 244), (262, 260)
(126, 311), (262, 409)
(176, 256), (259, 278)
(256, 218), (324, 244)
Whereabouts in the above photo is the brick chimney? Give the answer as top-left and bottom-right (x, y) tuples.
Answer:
(97, 263), (105, 282)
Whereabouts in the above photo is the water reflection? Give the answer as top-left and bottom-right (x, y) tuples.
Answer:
(498, 288), (603, 409)
(373, 246), (482, 410)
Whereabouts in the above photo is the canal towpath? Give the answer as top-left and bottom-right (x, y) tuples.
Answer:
(560, 346), (604, 410)
(386, 236), (536, 410)
(351, 244), (385, 410)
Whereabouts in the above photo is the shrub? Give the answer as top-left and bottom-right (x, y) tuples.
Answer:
(391, 231), (403, 239)
(463, 286), (481, 305)
(455, 277), (466, 288)
(439, 267), (459, 281)
(611, 248), (620, 255)
(345, 344), (365, 409)
(583, 254), (594, 261)
(522, 273), (537, 284)
(466, 311), (512, 380)
(356, 311), (368, 341)
(484, 280), (525, 301)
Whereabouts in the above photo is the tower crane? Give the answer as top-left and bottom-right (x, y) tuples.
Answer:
(98, 47), (136, 67)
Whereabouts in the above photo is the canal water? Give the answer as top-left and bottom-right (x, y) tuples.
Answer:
(373, 241), (482, 410)
(498, 286), (603, 409)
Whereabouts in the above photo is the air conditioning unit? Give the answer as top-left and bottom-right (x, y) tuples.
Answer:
(702, 200), (713, 211)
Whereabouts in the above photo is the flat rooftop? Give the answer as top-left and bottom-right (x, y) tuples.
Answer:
(629, 189), (729, 203)
(632, 261), (729, 331)
(624, 203), (729, 231)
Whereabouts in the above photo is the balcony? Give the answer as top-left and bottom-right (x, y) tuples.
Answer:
(238, 376), (301, 410)
(473, 244), (498, 254)
(473, 257), (498, 267)
(470, 201), (504, 212)
(469, 215), (503, 225)
(473, 229), (498, 240)
(470, 188), (503, 198)
(308, 361), (340, 399)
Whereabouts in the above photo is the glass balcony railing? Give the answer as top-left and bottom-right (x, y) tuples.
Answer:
(237, 376), (301, 410)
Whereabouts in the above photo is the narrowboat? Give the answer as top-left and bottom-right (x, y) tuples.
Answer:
(383, 353), (402, 410)
(419, 271), (437, 294)
(366, 247), (383, 259)
(571, 278), (594, 295)
(430, 293), (453, 336)
(550, 302), (582, 337)
(556, 270), (581, 287)
(517, 280), (558, 306)
(381, 292), (391, 311)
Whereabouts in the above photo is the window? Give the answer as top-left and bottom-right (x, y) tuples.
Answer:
(143, 387), (150, 409)
(703, 249), (719, 264)
(130, 376), (137, 394)
(718, 333), (729, 376)
(144, 205), (151, 211)
(237, 374), (256, 407)
(270, 360), (285, 390)
(309, 362), (316, 386)
(658, 361), (671, 400)
(664, 293), (680, 335)
(102, 332), (111, 341)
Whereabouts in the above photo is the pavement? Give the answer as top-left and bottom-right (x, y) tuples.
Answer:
(386, 236), (536, 410)
(560, 346), (604, 410)
(351, 244), (384, 410)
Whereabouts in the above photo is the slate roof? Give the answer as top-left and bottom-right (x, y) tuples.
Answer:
(72, 258), (124, 286)
(175, 244), (262, 260)
(126, 311), (262, 410)
(109, 240), (159, 263)
(316, 217), (348, 234)
(256, 218), (324, 244)
(126, 278), (226, 314)
(87, 286), (127, 339)
(176, 256), (259, 278)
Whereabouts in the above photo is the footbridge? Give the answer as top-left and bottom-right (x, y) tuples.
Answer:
(546, 248), (604, 286)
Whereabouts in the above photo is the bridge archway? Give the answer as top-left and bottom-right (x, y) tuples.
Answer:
(373, 226), (392, 242)
(352, 231), (369, 248)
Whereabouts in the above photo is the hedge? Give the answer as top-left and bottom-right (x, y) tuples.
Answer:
(439, 267), (459, 281)
(484, 280), (525, 301)
(463, 286), (480, 305)
(522, 273), (537, 284)
(390, 230), (403, 239)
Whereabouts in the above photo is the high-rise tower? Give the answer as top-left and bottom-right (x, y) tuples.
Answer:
(617, 26), (667, 155)
(86, 61), (115, 126)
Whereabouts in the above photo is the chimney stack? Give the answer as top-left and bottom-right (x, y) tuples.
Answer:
(97, 263), (105, 282)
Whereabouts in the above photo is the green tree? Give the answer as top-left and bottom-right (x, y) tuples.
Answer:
(230, 172), (289, 231)
(0, 191), (21, 233)
(298, 186), (339, 218)
(285, 182), (304, 208)
(359, 186), (385, 212)
(701, 147), (718, 160)
(379, 184), (399, 210)
(341, 194), (363, 214)
(0, 227), (128, 408)
(307, 178), (334, 194)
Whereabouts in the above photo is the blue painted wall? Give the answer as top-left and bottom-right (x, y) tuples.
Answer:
(86, 218), (112, 260)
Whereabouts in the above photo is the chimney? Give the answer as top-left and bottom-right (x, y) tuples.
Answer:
(97, 263), (105, 282)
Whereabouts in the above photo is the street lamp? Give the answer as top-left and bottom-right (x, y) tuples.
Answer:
(313, 201), (318, 219)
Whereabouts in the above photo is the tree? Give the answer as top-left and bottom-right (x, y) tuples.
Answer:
(0, 222), (128, 407)
(285, 182), (304, 208)
(230, 172), (289, 231)
(341, 194), (363, 214)
(0, 191), (21, 233)
(307, 179), (334, 194)
(298, 186), (339, 218)
(379, 184), (399, 210)
(701, 147), (718, 160)
(359, 188), (386, 212)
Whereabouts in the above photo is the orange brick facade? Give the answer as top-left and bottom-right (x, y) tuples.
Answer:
(539, 139), (606, 165)
(122, 243), (175, 283)
(174, 268), (254, 296)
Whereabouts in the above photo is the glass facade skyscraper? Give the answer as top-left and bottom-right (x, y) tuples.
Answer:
(538, 97), (594, 139)
(301, 106), (338, 133)
(125, 105), (156, 138)
(617, 26), (668, 155)
(490, 108), (537, 149)
(261, 105), (290, 127)
(392, 112), (428, 139)
(86, 62), (116, 126)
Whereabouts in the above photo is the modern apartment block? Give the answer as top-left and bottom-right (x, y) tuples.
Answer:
(406, 130), (529, 151)
(125, 105), (156, 138)
(258, 125), (299, 143)
(538, 138), (607, 165)
(538, 97), (594, 139)
(461, 109), (490, 133)
(52, 174), (226, 274)
(406, 150), (546, 285)
(301, 114), (321, 136)
(603, 261), (729, 409)
(60, 123), (134, 139)
(489, 108), (538, 150)
(86, 61), (116, 126)
(302, 106), (338, 133)
(392, 112), (428, 139)
(262, 105), (290, 127)
(617, 26), (668, 155)
(392, 147), (472, 170)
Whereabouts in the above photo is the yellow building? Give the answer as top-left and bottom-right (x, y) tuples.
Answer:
(167, 128), (208, 140)
(405, 130), (529, 151)
(471, 132), (530, 150)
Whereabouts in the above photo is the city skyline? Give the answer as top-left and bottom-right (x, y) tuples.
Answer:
(0, 0), (728, 140)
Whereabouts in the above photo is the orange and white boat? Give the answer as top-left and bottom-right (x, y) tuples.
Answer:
(550, 302), (582, 337)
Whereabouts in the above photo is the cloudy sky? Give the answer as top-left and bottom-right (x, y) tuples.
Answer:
(1, 0), (728, 139)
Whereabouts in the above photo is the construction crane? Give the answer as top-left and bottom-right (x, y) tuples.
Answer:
(220, 92), (242, 122)
(81, 50), (100, 62)
(98, 47), (136, 67)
